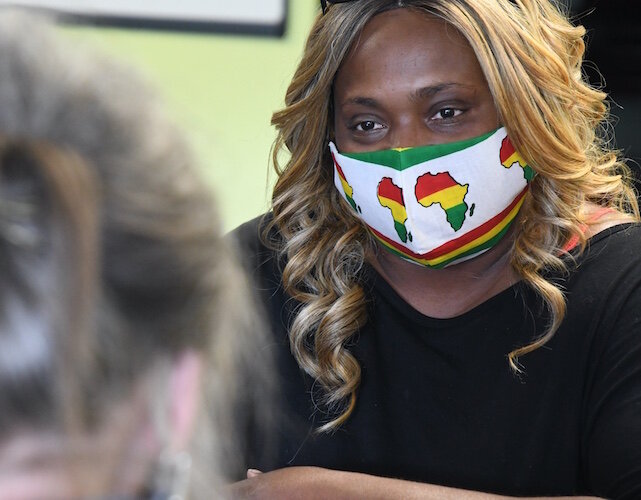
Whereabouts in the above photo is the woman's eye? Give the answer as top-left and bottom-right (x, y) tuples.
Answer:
(354, 120), (383, 132)
(431, 108), (463, 120)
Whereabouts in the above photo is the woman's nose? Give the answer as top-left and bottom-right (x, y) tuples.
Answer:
(389, 116), (434, 149)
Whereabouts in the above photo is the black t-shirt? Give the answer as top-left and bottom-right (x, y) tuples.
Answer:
(231, 216), (641, 499)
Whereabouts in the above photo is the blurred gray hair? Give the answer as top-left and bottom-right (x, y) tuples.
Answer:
(0, 9), (271, 496)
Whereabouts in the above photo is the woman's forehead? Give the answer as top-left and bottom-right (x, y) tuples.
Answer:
(335, 9), (486, 100)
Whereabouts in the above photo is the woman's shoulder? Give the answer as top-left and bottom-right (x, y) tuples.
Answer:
(229, 212), (275, 258)
(564, 222), (641, 302)
(581, 203), (638, 242)
(228, 212), (283, 284)
(229, 212), (271, 246)
(581, 222), (641, 260)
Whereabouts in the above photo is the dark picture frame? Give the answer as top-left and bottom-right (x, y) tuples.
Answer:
(0, 0), (288, 36)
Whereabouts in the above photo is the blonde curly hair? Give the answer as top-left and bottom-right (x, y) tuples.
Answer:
(267, 0), (639, 432)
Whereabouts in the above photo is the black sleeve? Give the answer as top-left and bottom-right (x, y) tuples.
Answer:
(228, 214), (267, 270)
(582, 242), (641, 499)
(225, 214), (280, 478)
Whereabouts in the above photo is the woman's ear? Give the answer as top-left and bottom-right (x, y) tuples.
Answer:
(167, 350), (203, 453)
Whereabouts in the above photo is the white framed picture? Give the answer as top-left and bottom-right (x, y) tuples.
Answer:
(0, 0), (288, 36)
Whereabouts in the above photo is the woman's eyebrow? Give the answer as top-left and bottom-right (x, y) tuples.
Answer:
(340, 96), (381, 108)
(411, 82), (472, 101)
(339, 83), (473, 108)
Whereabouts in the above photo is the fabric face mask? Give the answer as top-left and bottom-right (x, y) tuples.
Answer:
(330, 127), (534, 268)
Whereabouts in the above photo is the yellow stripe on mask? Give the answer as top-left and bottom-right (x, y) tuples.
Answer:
(417, 184), (468, 211)
(378, 196), (408, 222)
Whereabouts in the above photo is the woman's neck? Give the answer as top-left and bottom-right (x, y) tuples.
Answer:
(370, 229), (519, 319)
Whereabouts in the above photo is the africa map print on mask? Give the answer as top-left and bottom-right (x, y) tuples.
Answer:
(377, 177), (410, 242)
(414, 172), (469, 231)
(329, 128), (532, 268)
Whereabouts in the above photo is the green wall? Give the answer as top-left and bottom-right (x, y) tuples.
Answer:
(68, 2), (317, 230)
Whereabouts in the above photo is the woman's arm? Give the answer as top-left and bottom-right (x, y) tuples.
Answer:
(230, 467), (602, 500)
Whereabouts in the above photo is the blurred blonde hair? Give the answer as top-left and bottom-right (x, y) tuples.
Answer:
(0, 10), (271, 497)
(267, 0), (639, 432)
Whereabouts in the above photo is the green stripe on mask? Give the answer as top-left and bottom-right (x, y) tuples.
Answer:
(342, 128), (498, 170)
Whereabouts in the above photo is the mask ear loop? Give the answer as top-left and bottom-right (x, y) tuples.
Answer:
(142, 360), (193, 500)
(151, 450), (192, 500)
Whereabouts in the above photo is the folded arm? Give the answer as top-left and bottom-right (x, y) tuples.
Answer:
(230, 467), (602, 500)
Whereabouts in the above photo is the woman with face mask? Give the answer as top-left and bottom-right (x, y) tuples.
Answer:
(231, 0), (641, 498)
(0, 11), (272, 499)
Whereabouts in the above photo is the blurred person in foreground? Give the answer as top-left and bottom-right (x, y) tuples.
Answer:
(0, 11), (270, 499)
(231, 0), (641, 498)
